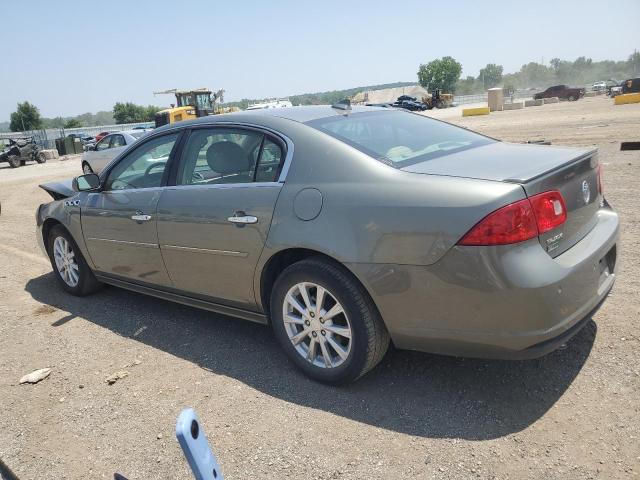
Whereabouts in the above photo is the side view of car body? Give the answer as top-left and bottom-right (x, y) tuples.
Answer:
(36, 106), (618, 383)
(621, 77), (640, 94)
(534, 85), (585, 101)
(81, 130), (150, 174)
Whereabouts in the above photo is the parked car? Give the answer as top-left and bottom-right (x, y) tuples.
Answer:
(592, 81), (607, 92)
(36, 106), (618, 383)
(0, 139), (22, 168)
(9, 137), (46, 166)
(393, 99), (428, 111)
(81, 130), (150, 174)
(609, 85), (623, 97)
(534, 85), (585, 101)
(94, 131), (113, 143)
(0, 137), (45, 168)
(621, 77), (640, 94)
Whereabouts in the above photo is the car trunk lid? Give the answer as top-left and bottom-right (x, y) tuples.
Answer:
(401, 142), (601, 256)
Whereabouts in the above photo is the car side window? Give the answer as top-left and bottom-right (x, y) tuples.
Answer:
(111, 134), (126, 148)
(96, 137), (111, 151)
(104, 133), (179, 191)
(177, 128), (266, 185)
(255, 138), (284, 182)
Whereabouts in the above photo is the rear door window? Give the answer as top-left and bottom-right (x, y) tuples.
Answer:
(176, 128), (284, 185)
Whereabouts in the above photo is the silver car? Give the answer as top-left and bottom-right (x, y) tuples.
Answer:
(81, 131), (150, 174)
(37, 106), (618, 383)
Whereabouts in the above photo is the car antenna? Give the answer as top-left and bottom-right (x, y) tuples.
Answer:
(331, 98), (352, 111)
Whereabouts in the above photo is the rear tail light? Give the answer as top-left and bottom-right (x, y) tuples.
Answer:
(458, 199), (538, 246)
(529, 190), (567, 234)
(459, 191), (567, 246)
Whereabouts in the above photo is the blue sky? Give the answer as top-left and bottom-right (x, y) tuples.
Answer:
(0, 0), (638, 121)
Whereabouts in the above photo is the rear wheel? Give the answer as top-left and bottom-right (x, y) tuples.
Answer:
(270, 257), (389, 383)
(47, 225), (102, 296)
(8, 155), (20, 168)
(82, 162), (93, 174)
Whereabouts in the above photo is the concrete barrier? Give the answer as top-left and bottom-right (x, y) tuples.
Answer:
(503, 102), (524, 110)
(615, 92), (640, 105)
(41, 149), (59, 160)
(543, 97), (559, 104)
(462, 106), (490, 117)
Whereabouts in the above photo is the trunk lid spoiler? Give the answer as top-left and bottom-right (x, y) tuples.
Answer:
(39, 179), (75, 200)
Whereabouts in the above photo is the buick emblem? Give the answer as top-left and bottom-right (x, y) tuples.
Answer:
(581, 180), (591, 204)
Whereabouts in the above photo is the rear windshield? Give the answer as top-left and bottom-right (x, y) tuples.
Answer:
(307, 110), (494, 168)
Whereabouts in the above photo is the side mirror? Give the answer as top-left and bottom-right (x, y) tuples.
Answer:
(72, 173), (100, 192)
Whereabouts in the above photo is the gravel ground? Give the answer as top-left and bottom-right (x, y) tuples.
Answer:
(0, 97), (639, 479)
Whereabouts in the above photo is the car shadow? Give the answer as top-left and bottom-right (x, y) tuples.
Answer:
(25, 273), (596, 440)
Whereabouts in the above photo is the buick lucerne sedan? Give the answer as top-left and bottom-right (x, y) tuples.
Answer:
(36, 106), (618, 383)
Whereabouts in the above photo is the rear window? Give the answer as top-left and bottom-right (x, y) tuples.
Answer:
(307, 110), (493, 168)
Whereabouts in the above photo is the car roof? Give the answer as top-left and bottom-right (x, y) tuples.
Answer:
(153, 105), (390, 134)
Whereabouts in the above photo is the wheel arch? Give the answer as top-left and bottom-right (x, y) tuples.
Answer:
(42, 217), (65, 254)
(257, 247), (383, 326)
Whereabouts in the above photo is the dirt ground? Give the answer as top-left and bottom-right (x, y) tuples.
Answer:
(0, 96), (639, 480)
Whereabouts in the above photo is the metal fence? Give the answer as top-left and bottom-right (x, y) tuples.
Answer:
(0, 121), (154, 150)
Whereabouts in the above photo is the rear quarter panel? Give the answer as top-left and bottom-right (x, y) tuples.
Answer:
(254, 122), (526, 307)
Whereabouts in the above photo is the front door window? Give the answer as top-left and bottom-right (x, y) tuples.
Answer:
(105, 133), (179, 190)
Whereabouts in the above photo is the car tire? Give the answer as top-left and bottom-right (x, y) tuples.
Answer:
(568, 95), (575, 101)
(82, 162), (93, 174)
(270, 257), (389, 384)
(8, 155), (20, 168)
(36, 152), (47, 164)
(47, 225), (102, 296)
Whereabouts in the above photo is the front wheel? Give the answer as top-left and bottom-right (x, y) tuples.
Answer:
(7, 155), (20, 168)
(270, 258), (389, 384)
(568, 95), (576, 101)
(36, 152), (47, 163)
(47, 225), (102, 296)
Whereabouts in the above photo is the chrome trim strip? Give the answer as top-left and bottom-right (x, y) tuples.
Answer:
(164, 181), (282, 192)
(161, 244), (248, 257)
(86, 237), (159, 249)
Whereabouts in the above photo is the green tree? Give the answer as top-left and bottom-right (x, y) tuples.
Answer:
(628, 50), (640, 76)
(455, 76), (480, 95)
(417, 56), (462, 93)
(478, 63), (503, 88)
(64, 119), (82, 128)
(113, 102), (161, 124)
(9, 101), (42, 132)
(144, 105), (161, 121)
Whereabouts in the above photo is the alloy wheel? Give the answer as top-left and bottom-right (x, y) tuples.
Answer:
(53, 236), (79, 287)
(282, 282), (352, 368)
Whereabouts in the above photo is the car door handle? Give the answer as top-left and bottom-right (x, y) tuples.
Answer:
(227, 213), (258, 224)
(131, 212), (152, 222)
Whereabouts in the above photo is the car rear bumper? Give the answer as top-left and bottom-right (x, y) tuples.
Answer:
(348, 205), (619, 359)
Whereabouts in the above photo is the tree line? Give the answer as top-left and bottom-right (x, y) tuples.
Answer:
(419, 50), (640, 95)
(3, 102), (162, 132)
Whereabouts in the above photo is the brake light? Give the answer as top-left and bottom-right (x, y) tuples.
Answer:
(458, 199), (538, 246)
(459, 191), (567, 246)
(529, 191), (567, 234)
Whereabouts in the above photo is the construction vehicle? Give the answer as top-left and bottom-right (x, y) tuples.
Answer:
(153, 88), (225, 128)
(422, 89), (454, 109)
